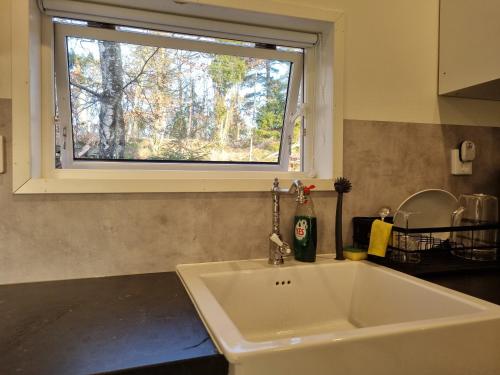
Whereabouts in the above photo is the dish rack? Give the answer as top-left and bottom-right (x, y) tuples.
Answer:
(352, 217), (500, 275)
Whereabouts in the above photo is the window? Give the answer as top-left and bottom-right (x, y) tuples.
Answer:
(54, 20), (305, 172)
(12, 0), (343, 193)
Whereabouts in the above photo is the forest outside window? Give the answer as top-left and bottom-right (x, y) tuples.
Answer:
(54, 19), (305, 172)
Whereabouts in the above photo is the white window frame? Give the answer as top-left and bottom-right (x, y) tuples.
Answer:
(55, 22), (304, 172)
(12, 0), (345, 193)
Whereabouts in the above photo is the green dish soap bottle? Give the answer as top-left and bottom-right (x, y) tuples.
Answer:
(293, 185), (317, 262)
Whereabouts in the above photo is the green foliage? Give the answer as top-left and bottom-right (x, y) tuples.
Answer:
(67, 37), (296, 165)
(214, 98), (227, 122)
(254, 74), (287, 151)
(124, 139), (142, 159)
(208, 55), (247, 95)
(157, 139), (210, 161)
(170, 109), (188, 140)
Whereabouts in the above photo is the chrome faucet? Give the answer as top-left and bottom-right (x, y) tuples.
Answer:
(269, 178), (304, 265)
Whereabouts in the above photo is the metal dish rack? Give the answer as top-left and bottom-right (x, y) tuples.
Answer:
(352, 217), (500, 275)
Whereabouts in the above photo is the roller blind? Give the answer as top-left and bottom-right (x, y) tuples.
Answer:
(37, 0), (318, 47)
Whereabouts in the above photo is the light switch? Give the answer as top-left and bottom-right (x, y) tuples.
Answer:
(451, 149), (472, 175)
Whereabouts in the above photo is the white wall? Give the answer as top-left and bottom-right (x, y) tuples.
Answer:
(2, 0), (500, 125)
(285, 0), (500, 126)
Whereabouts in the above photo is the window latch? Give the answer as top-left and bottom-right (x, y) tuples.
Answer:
(54, 115), (67, 150)
(289, 103), (307, 124)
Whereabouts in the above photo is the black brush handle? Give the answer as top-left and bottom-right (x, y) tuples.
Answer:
(335, 193), (345, 260)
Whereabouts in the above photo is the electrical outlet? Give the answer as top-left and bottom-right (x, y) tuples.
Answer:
(451, 149), (472, 175)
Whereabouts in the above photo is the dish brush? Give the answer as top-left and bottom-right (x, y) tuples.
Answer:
(334, 177), (352, 260)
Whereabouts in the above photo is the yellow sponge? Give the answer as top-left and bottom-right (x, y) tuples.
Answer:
(343, 247), (368, 261)
(368, 219), (393, 257)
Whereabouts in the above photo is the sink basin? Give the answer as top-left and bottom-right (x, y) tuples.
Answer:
(177, 256), (500, 375)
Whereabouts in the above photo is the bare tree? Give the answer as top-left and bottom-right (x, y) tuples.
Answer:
(67, 37), (289, 164)
(98, 41), (126, 159)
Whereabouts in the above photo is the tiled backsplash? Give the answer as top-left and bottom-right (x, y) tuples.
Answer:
(343, 119), (500, 240)
(0, 99), (499, 284)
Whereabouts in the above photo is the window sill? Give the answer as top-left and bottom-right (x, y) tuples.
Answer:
(15, 174), (335, 194)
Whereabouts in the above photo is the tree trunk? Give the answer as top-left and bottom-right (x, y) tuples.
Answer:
(265, 60), (271, 100)
(215, 94), (226, 145)
(187, 73), (195, 138)
(235, 84), (241, 141)
(98, 40), (125, 159)
(222, 103), (233, 145)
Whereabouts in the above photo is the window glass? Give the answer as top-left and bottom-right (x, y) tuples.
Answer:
(65, 35), (295, 164)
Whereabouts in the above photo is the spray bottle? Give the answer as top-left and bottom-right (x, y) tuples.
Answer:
(293, 185), (317, 262)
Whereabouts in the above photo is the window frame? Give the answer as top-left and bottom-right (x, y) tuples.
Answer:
(12, 0), (345, 194)
(55, 22), (304, 172)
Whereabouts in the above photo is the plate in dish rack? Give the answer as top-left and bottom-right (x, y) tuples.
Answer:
(394, 189), (459, 240)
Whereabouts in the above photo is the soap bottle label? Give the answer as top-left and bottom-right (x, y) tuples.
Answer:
(295, 218), (308, 240)
(293, 216), (317, 262)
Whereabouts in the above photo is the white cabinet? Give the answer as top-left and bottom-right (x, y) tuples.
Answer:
(439, 0), (500, 101)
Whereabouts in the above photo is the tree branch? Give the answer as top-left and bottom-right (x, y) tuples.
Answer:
(76, 97), (100, 115)
(70, 81), (103, 98)
(120, 48), (160, 93)
(69, 47), (159, 100)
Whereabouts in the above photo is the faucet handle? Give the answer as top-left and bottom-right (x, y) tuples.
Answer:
(280, 242), (292, 256)
(270, 234), (292, 255)
(270, 233), (283, 247)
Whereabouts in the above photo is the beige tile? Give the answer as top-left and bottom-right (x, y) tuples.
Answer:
(0, 100), (498, 284)
(343, 119), (500, 241)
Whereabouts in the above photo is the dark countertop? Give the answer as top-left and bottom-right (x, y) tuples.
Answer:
(1, 265), (498, 375)
(0, 272), (228, 375)
(419, 268), (500, 305)
(367, 254), (500, 305)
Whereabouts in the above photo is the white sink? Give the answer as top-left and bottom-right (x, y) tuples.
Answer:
(177, 256), (500, 375)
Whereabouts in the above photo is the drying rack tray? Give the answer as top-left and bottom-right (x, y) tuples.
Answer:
(353, 217), (500, 276)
